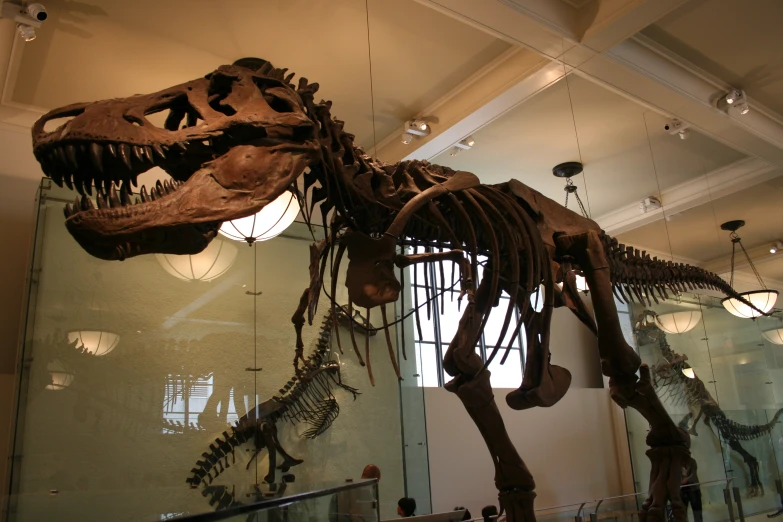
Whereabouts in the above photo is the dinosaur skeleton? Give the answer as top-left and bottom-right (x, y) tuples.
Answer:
(636, 311), (783, 500)
(31, 57), (770, 522)
(185, 312), (359, 488)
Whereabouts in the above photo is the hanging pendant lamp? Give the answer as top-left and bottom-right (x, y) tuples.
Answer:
(219, 189), (301, 245)
(156, 237), (238, 282)
(554, 162), (590, 293)
(655, 310), (702, 334)
(720, 220), (778, 319)
(762, 328), (783, 345)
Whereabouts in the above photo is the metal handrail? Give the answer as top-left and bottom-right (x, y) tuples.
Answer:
(169, 478), (379, 522)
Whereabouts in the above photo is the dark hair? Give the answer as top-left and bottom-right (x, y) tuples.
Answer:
(398, 497), (417, 517)
(482, 505), (499, 521)
(454, 506), (472, 520)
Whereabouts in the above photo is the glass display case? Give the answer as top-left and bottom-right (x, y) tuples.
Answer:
(5, 181), (413, 521)
(624, 292), (783, 518)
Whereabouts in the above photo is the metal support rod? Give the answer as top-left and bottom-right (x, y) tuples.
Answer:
(724, 487), (736, 522)
(732, 486), (745, 522)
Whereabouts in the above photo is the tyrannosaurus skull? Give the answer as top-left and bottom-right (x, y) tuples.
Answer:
(31, 59), (319, 260)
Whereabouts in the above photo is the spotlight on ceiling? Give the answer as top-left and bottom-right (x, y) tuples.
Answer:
(664, 118), (690, 137)
(770, 241), (783, 254)
(401, 119), (432, 145)
(718, 89), (750, 115)
(16, 23), (35, 41)
(450, 136), (475, 156)
(1, 2), (46, 42)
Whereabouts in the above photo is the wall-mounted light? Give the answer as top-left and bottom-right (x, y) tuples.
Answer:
(219, 189), (300, 244)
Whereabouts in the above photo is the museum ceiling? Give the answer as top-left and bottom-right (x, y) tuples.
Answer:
(1, 0), (782, 288)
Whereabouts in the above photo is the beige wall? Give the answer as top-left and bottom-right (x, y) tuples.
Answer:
(425, 386), (634, 517)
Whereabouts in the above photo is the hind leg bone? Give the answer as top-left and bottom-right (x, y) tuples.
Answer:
(556, 230), (690, 522)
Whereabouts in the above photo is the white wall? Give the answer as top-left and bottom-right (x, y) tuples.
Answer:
(425, 386), (633, 517)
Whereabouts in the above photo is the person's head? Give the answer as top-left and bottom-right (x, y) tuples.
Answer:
(454, 506), (472, 520)
(397, 497), (416, 517)
(361, 464), (381, 482)
(482, 505), (499, 522)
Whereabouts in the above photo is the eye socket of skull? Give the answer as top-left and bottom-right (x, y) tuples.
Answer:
(207, 71), (239, 116)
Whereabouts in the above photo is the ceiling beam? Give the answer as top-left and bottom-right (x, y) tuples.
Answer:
(595, 157), (781, 234)
(374, 47), (561, 163)
(414, 0), (783, 169)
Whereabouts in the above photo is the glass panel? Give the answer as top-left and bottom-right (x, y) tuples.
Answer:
(417, 343), (440, 388)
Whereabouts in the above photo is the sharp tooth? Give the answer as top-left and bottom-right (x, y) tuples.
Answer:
(65, 145), (79, 169)
(80, 195), (94, 211)
(140, 185), (149, 202)
(63, 173), (73, 190)
(109, 186), (121, 208)
(120, 183), (131, 206)
(152, 143), (166, 159)
(163, 180), (172, 194)
(83, 173), (93, 195)
(134, 197), (141, 205)
(55, 146), (67, 166)
(64, 204), (73, 218)
(119, 144), (132, 170)
(130, 174), (138, 188)
(103, 177), (113, 194)
(133, 145), (144, 163)
(107, 143), (117, 158)
(90, 142), (104, 173)
(97, 193), (107, 209)
(143, 146), (153, 164)
(150, 190), (157, 201)
(156, 180), (164, 195)
(176, 142), (187, 151)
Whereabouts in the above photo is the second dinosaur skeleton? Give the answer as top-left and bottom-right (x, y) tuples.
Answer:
(636, 311), (783, 499)
(31, 57), (772, 522)
(186, 312), (359, 488)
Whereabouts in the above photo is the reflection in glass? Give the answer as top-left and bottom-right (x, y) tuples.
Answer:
(67, 330), (120, 356)
(45, 359), (74, 390)
(155, 238), (238, 282)
(655, 311), (702, 335)
(218, 190), (300, 244)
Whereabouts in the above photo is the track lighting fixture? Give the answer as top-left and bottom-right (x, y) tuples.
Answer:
(450, 136), (475, 156)
(718, 89), (750, 115)
(16, 23), (35, 41)
(770, 241), (783, 254)
(401, 119), (432, 145)
(1, 2), (47, 42)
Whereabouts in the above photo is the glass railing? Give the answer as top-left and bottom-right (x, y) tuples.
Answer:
(167, 479), (379, 522)
(462, 479), (751, 522)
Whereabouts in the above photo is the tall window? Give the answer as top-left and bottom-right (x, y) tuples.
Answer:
(411, 253), (530, 388)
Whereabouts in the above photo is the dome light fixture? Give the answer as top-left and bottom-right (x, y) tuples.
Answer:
(720, 220), (778, 319)
(45, 359), (74, 390)
(762, 328), (783, 346)
(156, 237), (238, 282)
(219, 189), (300, 245)
(67, 330), (120, 356)
(655, 311), (702, 335)
(682, 367), (696, 379)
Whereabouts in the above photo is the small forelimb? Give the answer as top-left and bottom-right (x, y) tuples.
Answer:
(394, 249), (472, 301)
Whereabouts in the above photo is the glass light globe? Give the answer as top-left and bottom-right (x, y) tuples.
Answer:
(219, 190), (300, 244)
(655, 311), (702, 334)
(722, 290), (778, 319)
(156, 238), (238, 282)
(682, 368), (696, 379)
(46, 359), (74, 390)
(68, 330), (120, 356)
(762, 328), (783, 346)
